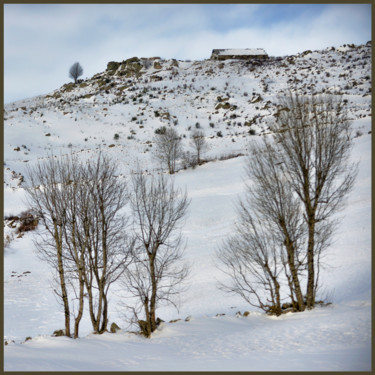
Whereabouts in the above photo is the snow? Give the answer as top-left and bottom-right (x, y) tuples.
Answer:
(3, 303), (372, 371)
(3, 43), (372, 371)
(215, 48), (267, 56)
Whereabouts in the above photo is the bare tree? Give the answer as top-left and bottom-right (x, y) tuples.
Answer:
(273, 92), (357, 308)
(218, 92), (357, 313)
(25, 152), (133, 337)
(78, 153), (133, 334)
(123, 170), (190, 337)
(154, 127), (183, 174)
(69, 62), (83, 84)
(190, 129), (208, 165)
(218, 217), (285, 315)
(25, 154), (81, 337)
(218, 139), (307, 314)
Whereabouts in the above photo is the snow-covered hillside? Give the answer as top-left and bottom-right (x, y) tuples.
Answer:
(4, 42), (371, 189)
(3, 42), (372, 371)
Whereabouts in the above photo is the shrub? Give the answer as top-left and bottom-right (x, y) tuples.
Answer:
(16, 210), (39, 234)
(114, 133), (120, 140)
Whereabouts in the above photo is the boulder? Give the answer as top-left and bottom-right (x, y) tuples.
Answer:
(110, 322), (121, 333)
(153, 61), (162, 70)
(52, 329), (65, 337)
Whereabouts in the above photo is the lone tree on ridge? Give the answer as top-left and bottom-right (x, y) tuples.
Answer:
(69, 62), (83, 84)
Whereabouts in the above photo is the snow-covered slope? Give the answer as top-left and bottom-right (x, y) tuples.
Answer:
(3, 42), (372, 371)
(4, 42), (371, 188)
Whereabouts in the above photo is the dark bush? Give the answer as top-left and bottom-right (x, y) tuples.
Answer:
(16, 210), (38, 234)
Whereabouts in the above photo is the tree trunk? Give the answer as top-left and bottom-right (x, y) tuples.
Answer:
(74, 276), (85, 339)
(149, 253), (158, 333)
(85, 271), (98, 332)
(99, 294), (108, 333)
(280, 221), (305, 311)
(287, 250), (305, 311)
(305, 219), (316, 309)
(54, 221), (71, 337)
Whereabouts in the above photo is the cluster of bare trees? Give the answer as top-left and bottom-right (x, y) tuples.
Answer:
(153, 127), (209, 174)
(218, 93), (358, 315)
(25, 153), (189, 338)
(25, 91), (357, 339)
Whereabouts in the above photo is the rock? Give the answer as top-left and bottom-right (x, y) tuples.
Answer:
(215, 102), (231, 110)
(243, 311), (250, 317)
(185, 315), (192, 322)
(153, 61), (162, 70)
(124, 57), (140, 64)
(107, 61), (120, 72)
(110, 322), (121, 333)
(251, 95), (263, 103)
(156, 317), (164, 327)
(52, 329), (65, 337)
(150, 75), (163, 82)
(170, 59), (179, 67)
(216, 96), (229, 103)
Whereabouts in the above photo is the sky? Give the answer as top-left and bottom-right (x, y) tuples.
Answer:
(4, 3), (372, 104)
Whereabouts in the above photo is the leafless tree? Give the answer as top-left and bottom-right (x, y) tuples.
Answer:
(25, 152), (133, 337)
(25, 154), (81, 337)
(190, 129), (209, 165)
(154, 127), (183, 174)
(78, 153), (133, 334)
(218, 139), (307, 314)
(218, 217), (285, 315)
(69, 62), (83, 84)
(273, 92), (357, 308)
(123, 170), (190, 337)
(218, 92), (357, 313)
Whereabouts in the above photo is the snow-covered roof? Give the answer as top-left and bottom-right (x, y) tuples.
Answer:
(215, 48), (267, 56)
